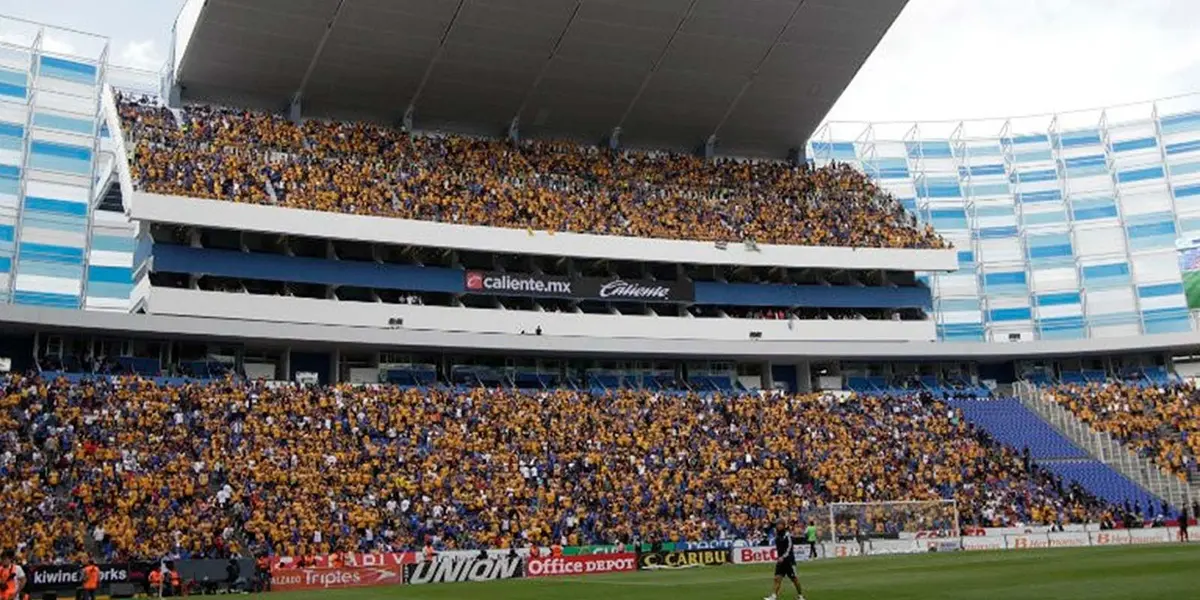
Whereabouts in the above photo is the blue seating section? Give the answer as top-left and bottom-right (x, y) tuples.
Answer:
(950, 398), (1168, 512)
(949, 398), (1089, 458)
(1041, 460), (1166, 514)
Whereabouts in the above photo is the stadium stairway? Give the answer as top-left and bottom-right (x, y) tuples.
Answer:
(947, 397), (1168, 513)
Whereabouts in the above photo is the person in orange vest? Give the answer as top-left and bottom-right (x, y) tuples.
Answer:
(0, 551), (25, 600)
(528, 544), (539, 558)
(148, 568), (164, 597)
(550, 543), (563, 558)
(79, 558), (101, 600)
(422, 542), (435, 562)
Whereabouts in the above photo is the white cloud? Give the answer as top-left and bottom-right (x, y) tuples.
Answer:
(824, 0), (1200, 125)
(116, 39), (163, 71)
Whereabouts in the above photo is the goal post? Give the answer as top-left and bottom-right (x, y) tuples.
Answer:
(796, 500), (960, 557)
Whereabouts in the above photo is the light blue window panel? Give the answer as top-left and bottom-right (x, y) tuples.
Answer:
(28, 141), (92, 175)
(20, 212), (88, 233)
(930, 208), (968, 229)
(1175, 183), (1200, 200)
(1138, 283), (1184, 298)
(1007, 134), (1050, 145)
(978, 225), (1019, 239)
(1126, 220), (1176, 250)
(976, 205), (1015, 218)
(0, 224), (13, 243)
(938, 323), (985, 342)
(1017, 189), (1062, 203)
(1082, 263), (1131, 287)
(1037, 316), (1087, 340)
(960, 164), (1005, 177)
(16, 259), (84, 279)
(1014, 149), (1053, 163)
(32, 113), (95, 136)
(91, 235), (135, 253)
(1116, 166), (1164, 183)
(956, 250), (975, 267)
(17, 242), (84, 264)
(990, 307), (1032, 321)
(1180, 216), (1200, 233)
(0, 256), (10, 273)
(1071, 197), (1118, 221)
(1165, 139), (1200, 156)
(983, 271), (1028, 296)
(0, 165), (17, 196)
(1160, 112), (1200, 135)
(38, 56), (97, 84)
(866, 157), (908, 179)
(12, 290), (79, 309)
(1027, 233), (1073, 264)
(1142, 307), (1192, 334)
(1036, 291), (1082, 306)
(0, 82), (24, 99)
(1059, 130), (1102, 148)
(1111, 137), (1158, 153)
(916, 175), (961, 198)
(898, 197), (917, 212)
(906, 141), (953, 159)
(967, 182), (1010, 196)
(0, 121), (22, 152)
(940, 298), (982, 312)
(1169, 161), (1200, 177)
(87, 265), (132, 284)
(1062, 154), (1106, 168)
(24, 196), (89, 217)
(86, 281), (133, 299)
(1022, 209), (1067, 227)
(1088, 312), (1140, 327)
(965, 146), (1003, 158)
(1013, 168), (1058, 183)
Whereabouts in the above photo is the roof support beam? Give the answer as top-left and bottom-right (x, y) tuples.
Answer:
(511, 0), (587, 128)
(708, 0), (808, 156)
(405, 0), (470, 123)
(289, 0), (350, 116)
(614, 0), (701, 133)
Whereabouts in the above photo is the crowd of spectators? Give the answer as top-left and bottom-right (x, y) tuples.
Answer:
(0, 373), (1118, 564)
(117, 95), (945, 249)
(1045, 382), (1199, 480)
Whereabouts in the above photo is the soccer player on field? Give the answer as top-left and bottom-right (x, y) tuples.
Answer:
(765, 522), (806, 600)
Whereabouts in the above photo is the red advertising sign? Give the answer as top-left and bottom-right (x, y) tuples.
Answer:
(525, 553), (638, 578)
(732, 546), (778, 565)
(270, 552), (416, 570)
(271, 566), (403, 591)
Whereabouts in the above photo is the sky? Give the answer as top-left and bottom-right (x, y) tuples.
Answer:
(0, 0), (1198, 126)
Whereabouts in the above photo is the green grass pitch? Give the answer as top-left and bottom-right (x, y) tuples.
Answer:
(274, 544), (1199, 600)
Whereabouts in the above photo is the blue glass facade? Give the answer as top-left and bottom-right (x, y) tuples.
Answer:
(0, 20), (136, 311)
(809, 100), (1200, 342)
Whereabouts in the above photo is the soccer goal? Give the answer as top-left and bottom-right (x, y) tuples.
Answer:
(797, 500), (960, 552)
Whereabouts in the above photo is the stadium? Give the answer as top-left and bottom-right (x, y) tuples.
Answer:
(0, 0), (1197, 599)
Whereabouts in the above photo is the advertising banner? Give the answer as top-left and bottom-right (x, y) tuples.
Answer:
(637, 549), (731, 570)
(731, 546), (781, 565)
(562, 544), (634, 556)
(26, 562), (156, 594)
(270, 552), (416, 570)
(1178, 237), (1200, 309)
(270, 566), (403, 591)
(525, 554), (638, 578)
(404, 556), (524, 585)
(1008, 532), (1090, 550)
(960, 536), (1006, 552)
(1128, 529), (1172, 545)
(464, 271), (694, 302)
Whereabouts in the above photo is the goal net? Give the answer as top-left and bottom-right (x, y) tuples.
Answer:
(797, 500), (960, 557)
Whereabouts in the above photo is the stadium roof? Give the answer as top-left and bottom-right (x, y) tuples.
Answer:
(172, 0), (907, 157)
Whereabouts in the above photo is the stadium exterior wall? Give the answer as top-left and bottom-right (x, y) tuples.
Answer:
(1, 304), (1197, 360)
(810, 95), (1200, 343)
(143, 288), (937, 343)
(128, 192), (958, 271)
